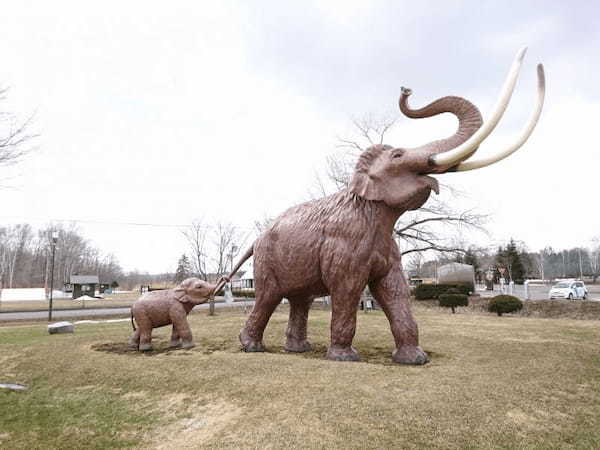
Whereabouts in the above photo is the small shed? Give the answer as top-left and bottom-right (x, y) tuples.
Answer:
(437, 263), (475, 285)
(69, 275), (99, 299)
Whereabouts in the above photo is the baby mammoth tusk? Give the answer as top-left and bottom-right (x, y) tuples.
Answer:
(430, 46), (528, 168)
(453, 63), (545, 171)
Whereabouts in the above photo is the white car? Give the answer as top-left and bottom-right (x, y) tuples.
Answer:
(548, 280), (588, 300)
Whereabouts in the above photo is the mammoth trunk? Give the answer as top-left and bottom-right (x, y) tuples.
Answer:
(399, 91), (483, 159)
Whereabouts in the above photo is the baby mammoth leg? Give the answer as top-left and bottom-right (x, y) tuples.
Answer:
(169, 325), (181, 348)
(135, 313), (154, 352)
(171, 307), (194, 349)
(284, 296), (313, 353)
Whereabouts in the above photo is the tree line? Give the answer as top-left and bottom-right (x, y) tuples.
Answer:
(409, 238), (600, 284)
(0, 223), (123, 290)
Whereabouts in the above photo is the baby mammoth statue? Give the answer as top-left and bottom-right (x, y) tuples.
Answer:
(128, 277), (219, 351)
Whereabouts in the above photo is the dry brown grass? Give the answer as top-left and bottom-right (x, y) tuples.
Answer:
(0, 292), (139, 312)
(1, 305), (600, 449)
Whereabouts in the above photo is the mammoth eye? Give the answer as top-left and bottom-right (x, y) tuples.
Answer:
(392, 151), (404, 160)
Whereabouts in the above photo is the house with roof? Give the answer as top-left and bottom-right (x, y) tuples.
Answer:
(65, 275), (99, 299)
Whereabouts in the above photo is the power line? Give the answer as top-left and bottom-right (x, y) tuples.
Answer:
(0, 216), (255, 230)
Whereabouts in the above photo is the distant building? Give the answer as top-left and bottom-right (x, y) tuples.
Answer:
(68, 275), (99, 299)
(231, 261), (254, 291)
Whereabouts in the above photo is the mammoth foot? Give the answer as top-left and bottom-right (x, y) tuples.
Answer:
(138, 343), (153, 352)
(239, 329), (265, 352)
(326, 345), (360, 362)
(392, 346), (429, 365)
(181, 341), (195, 350)
(284, 338), (312, 353)
(169, 339), (181, 348)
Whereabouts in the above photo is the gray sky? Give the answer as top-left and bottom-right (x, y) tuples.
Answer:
(1, 1), (599, 273)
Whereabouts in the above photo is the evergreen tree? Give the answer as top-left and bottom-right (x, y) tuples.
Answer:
(463, 248), (479, 273)
(174, 254), (192, 284)
(496, 239), (525, 283)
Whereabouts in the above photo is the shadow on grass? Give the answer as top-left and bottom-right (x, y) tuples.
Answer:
(92, 338), (441, 366)
(91, 337), (236, 357)
(247, 342), (442, 366)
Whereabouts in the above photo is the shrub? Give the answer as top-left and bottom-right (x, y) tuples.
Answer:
(488, 295), (523, 316)
(414, 284), (440, 300)
(438, 293), (468, 313)
(231, 290), (255, 298)
(414, 283), (474, 300)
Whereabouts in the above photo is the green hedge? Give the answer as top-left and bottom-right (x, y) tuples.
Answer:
(231, 290), (255, 298)
(438, 293), (469, 313)
(488, 295), (523, 316)
(414, 283), (474, 300)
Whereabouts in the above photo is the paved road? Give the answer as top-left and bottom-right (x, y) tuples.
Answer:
(478, 284), (600, 301)
(0, 300), (256, 322)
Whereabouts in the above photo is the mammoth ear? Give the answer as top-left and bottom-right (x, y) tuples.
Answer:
(173, 278), (193, 303)
(173, 287), (191, 303)
(349, 146), (388, 201)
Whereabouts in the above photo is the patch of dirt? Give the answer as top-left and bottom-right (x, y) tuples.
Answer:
(122, 391), (149, 401)
(0, 354), (20, 378)
(249, 342), (441, 366)
(146, 395), (243, 449)
(91, 337), (236, 357)
(506, 409), (540, 428)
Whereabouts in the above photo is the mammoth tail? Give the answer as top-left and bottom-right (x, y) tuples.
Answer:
(130, 309), (136, 331)
(212, 244), (254, 296)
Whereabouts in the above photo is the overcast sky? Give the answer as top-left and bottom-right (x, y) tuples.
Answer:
(1, 1), (599, 273)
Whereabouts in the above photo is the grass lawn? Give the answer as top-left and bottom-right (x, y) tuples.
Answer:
(0, 292), (140, 313)
(1, 305), (599, 449)
(0, 293), (233, 314)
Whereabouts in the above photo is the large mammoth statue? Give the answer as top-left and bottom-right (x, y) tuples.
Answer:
(224, 48), (545, 364)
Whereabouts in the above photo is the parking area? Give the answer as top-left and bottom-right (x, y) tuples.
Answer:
(478, 283), (600, 301)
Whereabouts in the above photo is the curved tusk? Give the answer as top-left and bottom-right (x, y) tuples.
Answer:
(430, 46), (528, 168)
(454, 64), (545, 172)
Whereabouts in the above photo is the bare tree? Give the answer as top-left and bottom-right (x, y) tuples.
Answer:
(181, 219), (209, 280)
(0, 87), (37, 180)
(589, 237), (600, 283)
(253, 215), (275, 234)
(208, 221), (245, 315)
(318, 115), (488, 258)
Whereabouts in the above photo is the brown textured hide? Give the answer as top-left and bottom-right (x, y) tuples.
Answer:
(238, 92), (484, 365)
(129, 278), (216, 351)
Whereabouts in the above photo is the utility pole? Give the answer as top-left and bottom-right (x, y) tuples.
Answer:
(48, 231), (58, 322)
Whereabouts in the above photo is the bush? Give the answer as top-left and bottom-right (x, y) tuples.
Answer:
(231, 290), (255, 298)
(488, 295), (523, 316)
(414, 283), (474, 300)
(438, 294), (469, 313)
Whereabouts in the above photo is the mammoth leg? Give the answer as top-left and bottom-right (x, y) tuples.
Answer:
(128, 329), (140, 349)
(240, 287), (281, 352)
(169, 325), (181, 348)
(284, 297), (313, 353)
(326, 288), (362, 362)
(369, 263), (429, 365)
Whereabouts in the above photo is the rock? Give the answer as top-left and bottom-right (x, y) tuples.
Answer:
(0, 383), (28, 391)
(48, 321), (74, 334)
